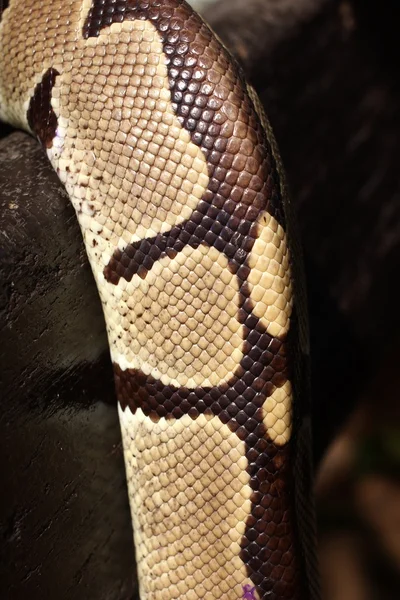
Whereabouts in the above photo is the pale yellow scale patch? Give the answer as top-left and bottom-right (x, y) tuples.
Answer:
(263, 381), (292, 445)
(53, 19), (209, 257)
(248, 211), (293, 338)
(0, 1), (209, 263)
(109, 244), (244, 388)
(120, 406), (258, 600)
(0, 0), (92, 126)
(51, 20), (208, 273)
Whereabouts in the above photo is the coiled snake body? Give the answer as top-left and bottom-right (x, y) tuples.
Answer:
(0, 1), (318, 598)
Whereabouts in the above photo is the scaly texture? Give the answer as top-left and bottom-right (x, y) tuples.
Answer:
(0, 1), (317, 599)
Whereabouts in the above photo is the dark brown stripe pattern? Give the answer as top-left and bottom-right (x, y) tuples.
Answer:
(84, 1), (311, 598)
(27, 67), (60, 149)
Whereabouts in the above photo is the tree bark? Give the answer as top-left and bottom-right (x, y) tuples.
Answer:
(0, 132), (136, 600)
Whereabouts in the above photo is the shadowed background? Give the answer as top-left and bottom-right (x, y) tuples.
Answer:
(1, 0), (399, 598)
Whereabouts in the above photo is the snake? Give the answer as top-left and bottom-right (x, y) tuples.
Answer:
(0, 1), (319, 598)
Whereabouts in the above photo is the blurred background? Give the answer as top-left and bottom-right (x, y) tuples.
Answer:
(1, 0), (399, 599)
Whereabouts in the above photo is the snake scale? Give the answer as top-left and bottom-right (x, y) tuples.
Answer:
(0, 1), (319, 598)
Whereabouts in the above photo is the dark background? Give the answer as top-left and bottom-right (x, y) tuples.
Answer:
(1, 0), (400, 598)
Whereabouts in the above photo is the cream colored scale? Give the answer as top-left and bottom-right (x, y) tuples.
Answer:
(120, 409), (256, 600)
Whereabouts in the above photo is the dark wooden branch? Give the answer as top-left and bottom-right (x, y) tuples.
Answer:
(0, 132), (137, 600)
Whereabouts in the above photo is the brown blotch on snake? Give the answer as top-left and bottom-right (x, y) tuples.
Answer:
(103, 198), (261, 284)
(27, 68), (60, 149)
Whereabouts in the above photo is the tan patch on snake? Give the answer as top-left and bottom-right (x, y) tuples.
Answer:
(263, 381), (292, 445)
(53, 18), (209, 254)
(248, 211), (293, 338)
(109, 244), (244, 388)
(0, 0), (89, 126)
(119, 407), (258, 600)
(0, 4), (208, 251)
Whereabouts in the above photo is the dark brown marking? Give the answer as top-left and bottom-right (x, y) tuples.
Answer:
(27, 68), (59, 149)
(103, 198), (258, 284)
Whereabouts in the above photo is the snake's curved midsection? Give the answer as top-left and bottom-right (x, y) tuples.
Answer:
(0, 1), (316, 598)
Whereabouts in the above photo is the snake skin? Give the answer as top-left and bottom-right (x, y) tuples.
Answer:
(0, 1), (318, 598)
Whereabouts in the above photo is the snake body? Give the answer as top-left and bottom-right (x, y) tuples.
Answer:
(0, 1), (317, 598)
